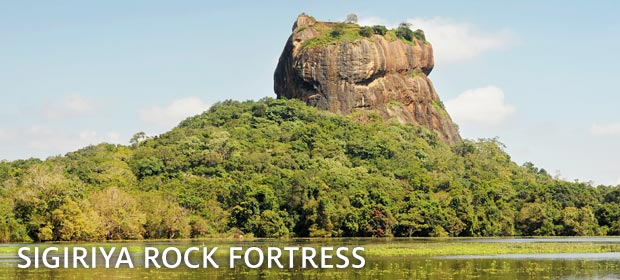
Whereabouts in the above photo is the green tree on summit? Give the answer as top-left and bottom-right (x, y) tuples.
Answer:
(345, 13), (358, 24)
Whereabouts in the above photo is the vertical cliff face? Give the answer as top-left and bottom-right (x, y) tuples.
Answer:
(274, 15), (461, 144)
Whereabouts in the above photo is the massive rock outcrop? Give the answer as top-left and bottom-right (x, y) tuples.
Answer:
(274, 15), (461, 144)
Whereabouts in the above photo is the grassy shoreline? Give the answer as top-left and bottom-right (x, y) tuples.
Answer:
(364, 242), (620, 257)
(2, 237), (620, 258)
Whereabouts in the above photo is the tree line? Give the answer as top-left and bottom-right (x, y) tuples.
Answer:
(0, 98), (618, 242)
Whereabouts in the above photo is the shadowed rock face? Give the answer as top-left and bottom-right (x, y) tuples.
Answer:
(274, 15), (461, 144)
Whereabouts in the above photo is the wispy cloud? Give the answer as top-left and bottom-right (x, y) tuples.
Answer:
(40, 94), (95, 120)
(0, 126), (122, 159)
(139, 97), (210, 128)
(445, 86), (516, 126)
(358, 16), (513, 63)
(591, 122), (620, 136)
(26, 127), (121, 151)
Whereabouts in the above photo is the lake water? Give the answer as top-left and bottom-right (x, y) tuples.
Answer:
(3, 237), (620, 279)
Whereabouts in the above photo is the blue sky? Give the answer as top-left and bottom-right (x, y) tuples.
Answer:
(1, 1), (619, 185)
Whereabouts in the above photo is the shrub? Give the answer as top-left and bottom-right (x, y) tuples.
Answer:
(359, 26), (374, 37)
(414, 29), (426, 41)
(372, 25), (388, 35)
(394, 23), (427, 43)
(396, 22), (415, 42)
(331, 22), (346, 37)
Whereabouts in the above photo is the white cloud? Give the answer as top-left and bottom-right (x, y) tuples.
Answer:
(65, 95), (92, 113)
(0, 126), (123, 159)
(408, 17), (512, 63)
(357, 16), (390, 28)
(358, 16), (512, 64)
(445, 86), (516, 126)
(79, 130), (99, 141)
(139, 97), (210, 128)
(78, 130), (123, 145)
(26, 126), (58, 151)
(27, 127), (122, 151)
(107, 132), (121, 143)
(590, 122), (620, 136)
(40, 94), (94, 120)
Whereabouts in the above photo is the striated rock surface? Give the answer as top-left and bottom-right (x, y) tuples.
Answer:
(274, 15), (461, 144)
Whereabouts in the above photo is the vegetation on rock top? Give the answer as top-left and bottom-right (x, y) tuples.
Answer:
(299, 18), (427, 50)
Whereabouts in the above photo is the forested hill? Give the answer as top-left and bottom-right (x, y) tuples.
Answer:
(0, 98), (618, 242)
